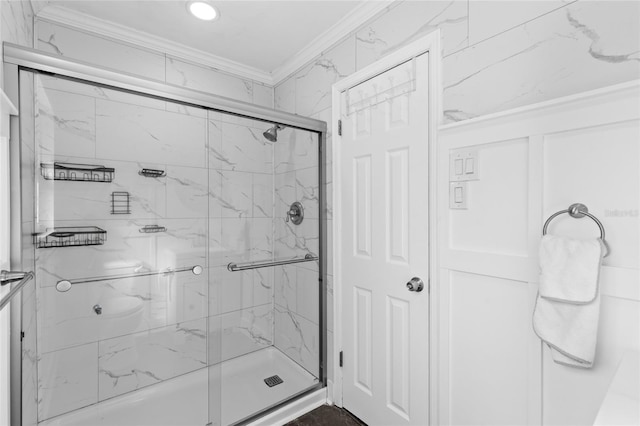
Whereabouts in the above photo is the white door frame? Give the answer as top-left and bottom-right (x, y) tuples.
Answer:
(331, 30), (442, 424)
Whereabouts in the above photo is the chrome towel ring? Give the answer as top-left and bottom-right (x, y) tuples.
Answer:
(543, 203), (610, 257)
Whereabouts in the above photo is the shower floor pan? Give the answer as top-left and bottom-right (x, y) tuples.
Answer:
(39, 346), (318, 426)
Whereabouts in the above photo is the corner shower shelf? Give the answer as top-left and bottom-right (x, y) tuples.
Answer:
(41, 162), (115, 182)
(33, 226), (107, 249)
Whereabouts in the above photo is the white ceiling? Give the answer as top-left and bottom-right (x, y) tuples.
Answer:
(42, 1), (366, 75)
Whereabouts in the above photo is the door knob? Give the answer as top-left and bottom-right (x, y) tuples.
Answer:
(406, 277), (424, 292)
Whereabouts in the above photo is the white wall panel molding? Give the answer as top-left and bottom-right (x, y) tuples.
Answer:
(441, 251), (536, 284)
(600, 266), (640, 302)
(439, 80), (640, 135)
(438, 78), (640, 426)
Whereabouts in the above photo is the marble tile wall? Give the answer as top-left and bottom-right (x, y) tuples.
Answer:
(1, 0), (36, 50)
(272, 0), (640, 385)
(274, 303), (319, 377)
(34, 20), (274, 108)
(30, 76), (278, 420)
(443, 0), (640, 121)
(165, 56), (253, 104)
(209, 304), (274, 364)
(355, 0), (469, 69)
(275, 0), (640, 124)
(98, 318), (207, 401)
(37, 20), (166, 82)
(37, 343), (99, 420)
(294, 37), (357, 118)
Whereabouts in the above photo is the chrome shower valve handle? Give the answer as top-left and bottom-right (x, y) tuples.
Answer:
(285, 202), (304, 225)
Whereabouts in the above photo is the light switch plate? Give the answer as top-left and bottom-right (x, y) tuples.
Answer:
(449, 182), (468, 209)
(449, 148), (479, 181)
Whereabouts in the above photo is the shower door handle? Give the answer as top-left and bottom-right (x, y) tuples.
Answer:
(406, 277), (424, 292)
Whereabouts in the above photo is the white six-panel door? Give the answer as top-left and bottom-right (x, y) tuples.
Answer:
(340, 52), (430, 426)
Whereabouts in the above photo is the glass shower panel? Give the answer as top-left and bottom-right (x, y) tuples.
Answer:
(26, 71), (217, 425)
(273, 126), (321, 379)
(207, 111), (277, 426)
(18, 69), (38, 426)
(207, 112), (321, 425)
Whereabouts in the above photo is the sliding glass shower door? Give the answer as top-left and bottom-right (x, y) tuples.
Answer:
(18, 69), (323, 426)
(23, 70), (215, 425)
(208, 112), (322, 425)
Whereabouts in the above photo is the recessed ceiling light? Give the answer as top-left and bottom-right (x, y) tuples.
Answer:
(188, 1), (219, 21)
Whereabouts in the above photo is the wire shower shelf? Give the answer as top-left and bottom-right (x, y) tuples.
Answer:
(41, 162), (114, 182)
(110, 191), (131, 214)
(33, 226), (107, 248)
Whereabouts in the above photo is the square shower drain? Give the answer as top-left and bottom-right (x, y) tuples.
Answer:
(264, 375), (283, 387)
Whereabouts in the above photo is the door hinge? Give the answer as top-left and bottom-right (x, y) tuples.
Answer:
(337, 119), (342, 136)
(339, 350), (343, 367)
(20, 331), (25, 341)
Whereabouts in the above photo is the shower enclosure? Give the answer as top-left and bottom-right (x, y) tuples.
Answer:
(7, 44), (326, 426)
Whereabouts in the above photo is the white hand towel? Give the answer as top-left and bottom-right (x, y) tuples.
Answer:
(539, 234), (603, 304)
(533, 292), (601, 368)
(533, 235), (604, 368)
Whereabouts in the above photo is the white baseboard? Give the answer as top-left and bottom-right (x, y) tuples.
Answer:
(247, 388), (327, 426)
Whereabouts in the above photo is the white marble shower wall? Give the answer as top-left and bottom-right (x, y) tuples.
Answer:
(273, 126), (321, 377)
(31, 75), (277, 421)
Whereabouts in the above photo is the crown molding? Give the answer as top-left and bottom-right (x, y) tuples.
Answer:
(36, 1), (396, 87)
(36, 5), (274, 84)
(271, 0), (395, 85)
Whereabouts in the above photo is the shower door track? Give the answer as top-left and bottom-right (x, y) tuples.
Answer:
(4, 42), (328, 426)
(3, 43), (325, 132)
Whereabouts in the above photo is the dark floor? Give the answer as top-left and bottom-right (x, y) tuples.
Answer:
(285, 405), (367, 426)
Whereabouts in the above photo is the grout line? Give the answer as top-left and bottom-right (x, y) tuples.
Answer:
(465, 0), (578, 50)
(216, 302), (274, 317)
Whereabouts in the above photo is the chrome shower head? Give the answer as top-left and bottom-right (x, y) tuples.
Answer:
(263, 124), (284, 142)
